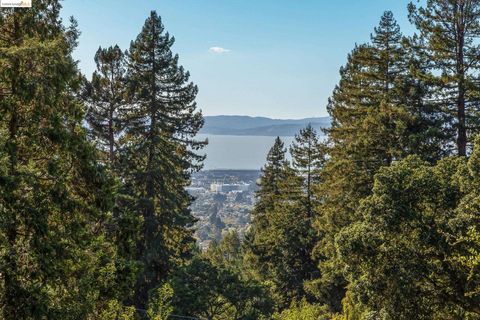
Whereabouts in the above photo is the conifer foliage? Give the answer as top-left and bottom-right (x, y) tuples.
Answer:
(123, 11), (206, 307)
(0, 2), (119, 318)
(337, 143), (480, 318)
(245, 136), (319, 308)
(409, 0), (480, 156)
(311, 12), (427, 310)
(86, 45), (127, 166)
(5, 1), (480, 319)
(290, 124), (326, 218)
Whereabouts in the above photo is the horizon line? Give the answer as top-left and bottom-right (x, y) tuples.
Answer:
(202, 114), (331, 121)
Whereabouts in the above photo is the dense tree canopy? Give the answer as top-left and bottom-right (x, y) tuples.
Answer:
(0, 1), (122, 318)
(4, 1), (480, 319)
(337, 149), (480, 318)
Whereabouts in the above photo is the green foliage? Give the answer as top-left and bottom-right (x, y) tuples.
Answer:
(290, 124), (326, 217)
(244, 136), (319, 309)
(0, 4), (205, 317)
(408, 0), (480, 156)
(272, 299), (332, 320)
(336, 142), (480, 318)
(147, 283), (174, 320)
(253, 137), (296, 215)
(121, 11), (206, 306)
(5, 1), (480, 319)
(85, 43), (142, 309)
(205, 230), (243, 273)
(312, 11), (447, 312)
(85, 44), (127, 166)
(92, 300), (138, 320)
(169, 256), (272, 320)
(0, 1), (122, 318)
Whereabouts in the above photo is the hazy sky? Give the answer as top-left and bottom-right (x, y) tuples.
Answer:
(61, 0), (416, 119)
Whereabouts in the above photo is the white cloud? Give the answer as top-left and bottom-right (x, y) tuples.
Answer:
(209, 46), (230, 54)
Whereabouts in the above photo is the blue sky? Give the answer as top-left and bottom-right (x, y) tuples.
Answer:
(61, 0), (415, 119)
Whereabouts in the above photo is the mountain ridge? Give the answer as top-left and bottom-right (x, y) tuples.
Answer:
(200, 115), (331, 136)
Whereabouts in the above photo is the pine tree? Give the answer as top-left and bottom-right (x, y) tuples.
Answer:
(0, 2), (120, 318)
(247, 137), (296, 238)
(408, 0), (480, 156)
(312, 11), (444, 312)
(244, 137), (290, 280)
(399, 37), (451, 162)
(84, 44), (143, 309)
(86, 45), (127, 166)
(252, 137), (294, 215)
(288, 125), (327, 308)
(290, 124), (326, 218)
(326, 11), (419, 171)
(245, 137), (315, 309)
(205, 230), (243, 273)
(124, 11), (206, 307)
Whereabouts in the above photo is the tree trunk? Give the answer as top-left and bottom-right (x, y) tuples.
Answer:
(456, 1), (467, 157)
(108, 105), (115, 164)
(457, 83), (467, 156)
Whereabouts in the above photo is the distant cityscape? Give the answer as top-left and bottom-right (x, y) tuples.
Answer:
(189, 116), (328, 248)
(188, 170), (261, 250)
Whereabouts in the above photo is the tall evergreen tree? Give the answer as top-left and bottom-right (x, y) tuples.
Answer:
(326, 11), (421, 173)
(324, 12), (410, 210)
(124, 11), (206, 307)
(252, 137), (292, 216)
(0, 2), (120, 318)
(401, 34), (451, 162)
(85, 44), (142, 309)
(290, 124), (326, 218)
(408, 0), (480, 156)
(86, 45), (127, 166)
(245, 137), (315, 309)
(312, 11), (444, 312)
(244, 137), (291, 283)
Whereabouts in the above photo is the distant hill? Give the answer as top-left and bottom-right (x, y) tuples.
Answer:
(200, 115), (331, 136)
